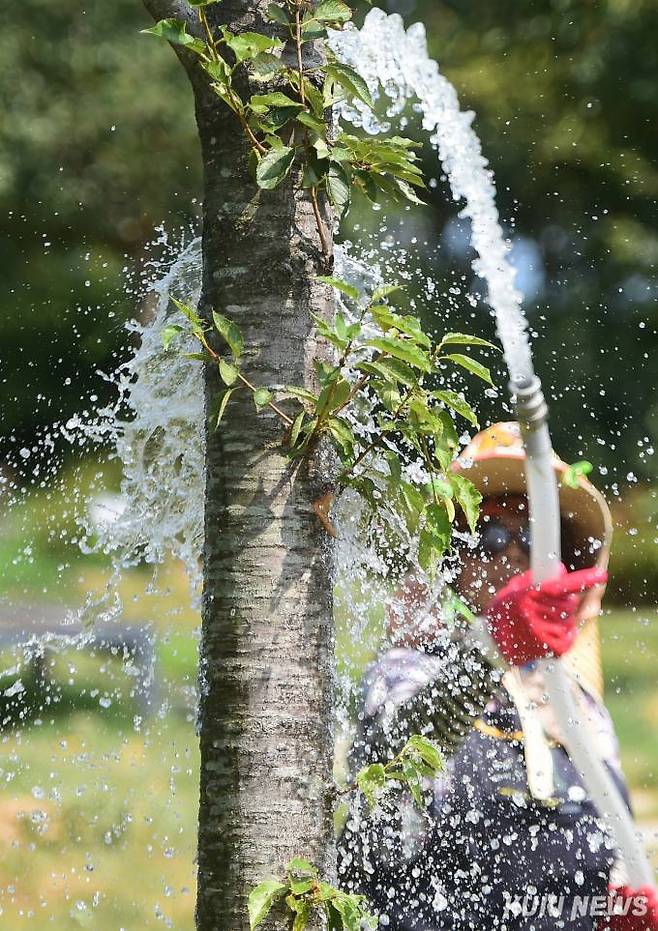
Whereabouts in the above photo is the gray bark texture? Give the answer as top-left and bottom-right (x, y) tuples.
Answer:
(142, 1), (337, 928)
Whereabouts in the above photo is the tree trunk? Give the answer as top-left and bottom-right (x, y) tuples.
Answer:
(142, 2), (336, 928)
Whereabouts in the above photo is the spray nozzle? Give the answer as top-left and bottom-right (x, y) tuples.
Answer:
(509, 375), (548, 432)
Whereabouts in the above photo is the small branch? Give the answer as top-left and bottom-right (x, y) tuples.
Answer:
(310, 186), (331, 263)
(199, 7), (217, 55)
(236, 373), (294, 426)
(294, 2), (306, 105)
(197, 332), (293, 426)
(235, 106), (268, 155)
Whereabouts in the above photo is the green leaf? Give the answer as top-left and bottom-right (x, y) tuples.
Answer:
(289, 416), (318, 457)
(251, 92), (303, 110)
(356, 763), (387, 808)
(302, 78), (325, 118)
(385, 451), (401, 484)
(219, 359), (239, 385)
(325, 62), (374, 108)
(223, 31), (283, 63)
(369, 306), (430, 347)
(334, 312), (348, 340)
(255, 106), (301, 132)
(562, 460), (593, 489)
(406, 735), (444, 773)
(295, 110), (325, 134)
(141, 19), (206, 55)
(313, 136), (331, 160)
(255, 144), (295, 190)
(432, 389), (479, 427)
(373, 381), (402, 412)
(418, 503), (451, 573)
(327, 418), (355, 456)
(330, 894), (363, 931)
(326, 162), (351, 218)
(300, 16), (327, 41)
(315, 276), (359, 301)
(399, 481), (425, 534)
(212, 310), (245, 358)
(448, 473), (482, 533)
(286, 857), (317, 875)
(264, 2), (291, 25)
(254, 387), (273, 410)
(357, 357), (417, 388)
(440, 332), (500, 351)
(202, 57), (232, 85)
(248, 879), (287, 930)
(171, 297), (204, 328)
(161, 323), (184, 350)
(189, 0), (221, 6)
(318, 881), (338, 902)
(317, 376), (351, 416)
(315, 0), (353, 24)
(210, 387), (237, 429)
(287, 894), (311, 930)
(277, 385), (318, 408)
(368, 337), (432, 372)
(400, 757), (424, 807)
(249, 52), (285, 80)
(442, 353), (493, 385)
(424, 474), (454, 514)
(372, 283), (404, 303)
(289, 410), (305, 448)
(394, 178), (425, 205)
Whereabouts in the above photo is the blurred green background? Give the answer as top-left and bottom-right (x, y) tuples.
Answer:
(1, 0), (657, 926)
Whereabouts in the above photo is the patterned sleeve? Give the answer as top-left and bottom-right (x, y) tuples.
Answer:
(338, 636), (502, 918)
(348, 635), (502, 773)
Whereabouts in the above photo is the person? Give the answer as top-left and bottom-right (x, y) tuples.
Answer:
(338, 422), (658, 931)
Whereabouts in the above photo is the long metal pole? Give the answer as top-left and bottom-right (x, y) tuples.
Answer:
(513, 376), (654, 886)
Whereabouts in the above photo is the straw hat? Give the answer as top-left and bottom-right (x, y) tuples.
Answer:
(451, 422), (613, 699)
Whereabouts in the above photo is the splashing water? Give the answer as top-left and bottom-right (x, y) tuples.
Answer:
(332, 10), (654, 887)
(63, 237), (205, 620)
(1, 7), (651, 923)
(330, 9), (533, 383)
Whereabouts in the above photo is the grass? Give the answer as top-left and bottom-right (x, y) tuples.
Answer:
(0, 712), (199, 929)
(600, 606), (658, 823)
(1, 465), (656, 921)
(0, 594), (655, 927)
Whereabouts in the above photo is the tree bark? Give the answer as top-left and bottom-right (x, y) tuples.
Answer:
(142, 1), (336, 928)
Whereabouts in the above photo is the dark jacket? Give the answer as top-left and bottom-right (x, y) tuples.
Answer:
(338, 644), (629, 930)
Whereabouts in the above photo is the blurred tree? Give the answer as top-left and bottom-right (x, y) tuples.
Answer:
(0, 0), (200, 451)
(376, 0), (658, 482)
(2, 0), (656, 484)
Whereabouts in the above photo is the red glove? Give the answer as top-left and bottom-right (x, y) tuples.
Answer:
(485, 564), (608, 666)
(598, 885), (658, 930)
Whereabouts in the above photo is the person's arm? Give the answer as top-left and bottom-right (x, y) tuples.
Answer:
(353, 564), (608, 767)
(350, 635), (501, 770)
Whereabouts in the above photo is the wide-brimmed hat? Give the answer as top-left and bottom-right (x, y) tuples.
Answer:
(451, 422), (612, 699)
(451, 421), (612, 570)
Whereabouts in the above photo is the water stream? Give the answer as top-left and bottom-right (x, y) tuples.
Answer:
(1, 7), (652, 924)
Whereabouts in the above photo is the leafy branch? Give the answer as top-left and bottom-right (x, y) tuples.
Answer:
(350, 734), (444, 809)
(142, 0), (426, 264)
(164, 278), (499, 575)
(248, 736), (443, 929)
(248, 857), (377, 931)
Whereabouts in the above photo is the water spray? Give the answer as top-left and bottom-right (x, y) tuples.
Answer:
(332, 9), (654, 886)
